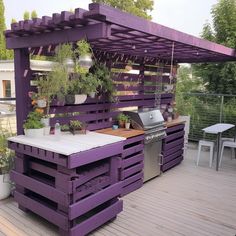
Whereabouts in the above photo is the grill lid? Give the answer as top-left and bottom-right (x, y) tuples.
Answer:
(124, 109), (164, 129)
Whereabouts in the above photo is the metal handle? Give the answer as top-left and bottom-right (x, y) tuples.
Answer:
(159, 154), (164, 166)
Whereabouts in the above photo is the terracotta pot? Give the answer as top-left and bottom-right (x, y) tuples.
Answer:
(119, 121), (125, 128)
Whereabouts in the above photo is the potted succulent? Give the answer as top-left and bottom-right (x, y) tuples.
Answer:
(76, 40), (93, 70)
(117, 113), (130, 128)
(69, 120), (86, 135)
(0, 133), (14, 200)
(23, 111), (44, 138)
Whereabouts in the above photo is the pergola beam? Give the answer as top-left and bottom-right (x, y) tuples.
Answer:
(85, 3), (236, 59)
(6, 22), (111, 49)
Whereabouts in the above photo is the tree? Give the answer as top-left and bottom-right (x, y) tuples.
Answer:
(193, 0), (236, 94)
(31, 10), (37, 19)
(92, 0), (154, 20)
(11, 18), (17, 24)
(23, 11), (30, 20)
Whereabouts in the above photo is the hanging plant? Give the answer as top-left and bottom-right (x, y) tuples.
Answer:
(75, 40), (93, 70)
(91, 63), (117, 102)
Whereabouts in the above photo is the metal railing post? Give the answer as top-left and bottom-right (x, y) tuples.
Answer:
(219, 95), (224, 123)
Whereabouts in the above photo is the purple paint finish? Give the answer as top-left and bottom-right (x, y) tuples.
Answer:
(70, 200), (123, 236)
(68, 142), (123, 168)
(121, 162), (144, 179)
(165, 130), (185, 143)
(162, 155), (183, 172)
(11, 170), (69, 206)
(163, 149), (184, 164)
(14, 191), (69, 230)
(122, 153), (144, 169)
(122, 144), (144, 157)
(69, 182), (122, 220)
(121, 179), (143, 197)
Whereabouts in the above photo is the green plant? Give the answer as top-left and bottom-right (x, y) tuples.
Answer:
(61, 124), (70, 132)
(55, 43), (72, 64)
(117, 113), (130, 123)
(69, 120), (82, 129)
(0, 133), (14, 174)
(92, 63), (116, 101)
(76, 40), (92, 56)
(23, 111), (44, 130)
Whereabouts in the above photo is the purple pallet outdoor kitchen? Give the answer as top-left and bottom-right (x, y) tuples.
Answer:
(5, 2), (236, 236)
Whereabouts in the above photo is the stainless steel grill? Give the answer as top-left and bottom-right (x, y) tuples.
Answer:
(125, 109), (166, 182)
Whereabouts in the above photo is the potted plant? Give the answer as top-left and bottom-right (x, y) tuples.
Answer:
(0, 133), (14, 200)
(23, 111), (44, 138)
(125, 116), (131, 129)
(83, 73), (101, 98)
(61, 124), (70, 132)
(69, 120), (86, 135)
(75, 40), (93, 70)
(117, 113), (129, 128)
(66, 75), (88, 104)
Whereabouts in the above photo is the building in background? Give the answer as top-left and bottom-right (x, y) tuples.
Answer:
(0, 60), (15, 98)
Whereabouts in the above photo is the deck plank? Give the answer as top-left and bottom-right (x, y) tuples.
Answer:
(0, 143), (236, 236)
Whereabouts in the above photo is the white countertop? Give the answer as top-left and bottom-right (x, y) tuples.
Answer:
(8, 131), (126, 156)
(202, 123), (235, 134)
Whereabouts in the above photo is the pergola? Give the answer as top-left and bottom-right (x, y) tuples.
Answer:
(5, 3), (236, 135)
(5, 3), (236, 63)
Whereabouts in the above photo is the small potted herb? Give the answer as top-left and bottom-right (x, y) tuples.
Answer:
(61, 124), (70, 132)
(117, 113), (129, 128)
(0, 133), (14, 200)
(69, 120), (86, 135)
(23, 111), (44, 138)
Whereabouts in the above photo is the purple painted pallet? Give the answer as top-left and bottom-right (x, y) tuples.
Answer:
(162, 155), (183, 172)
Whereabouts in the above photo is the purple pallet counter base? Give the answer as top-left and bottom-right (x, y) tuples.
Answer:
(162, 124), (185, 172)
(9, 140), (124, 236)
(120, 135), (144, 196)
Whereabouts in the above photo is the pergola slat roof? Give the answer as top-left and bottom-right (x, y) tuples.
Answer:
(5, 3), (236, 63)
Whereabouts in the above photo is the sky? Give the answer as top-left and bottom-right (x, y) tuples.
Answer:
(4, 0), (218, 37)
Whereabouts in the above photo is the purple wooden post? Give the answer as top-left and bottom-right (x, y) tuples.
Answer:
(14, 48), (31, 135)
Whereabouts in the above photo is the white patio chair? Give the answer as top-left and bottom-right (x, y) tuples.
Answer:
(196, 140), (214, 167)
(219, 140), (236, 167)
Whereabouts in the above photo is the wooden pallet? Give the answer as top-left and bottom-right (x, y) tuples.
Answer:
(9, 141), (124, 236)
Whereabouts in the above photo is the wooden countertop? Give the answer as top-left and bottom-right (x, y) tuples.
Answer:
(165, 118), (186, 128)
(96, 128), (144, 139)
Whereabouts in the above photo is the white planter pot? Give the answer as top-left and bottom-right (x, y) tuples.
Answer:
(24, 128), (44, 138)
(74, 94), (87, 104)
(0, 174), (11, 200)
(78, 55), (93, 69)
(44, 126), (51, 135)
(37, 99), (47, 108)
(89, 92), (96, 98)
(41, 118), (50, 127)
(125, 122), (131, 129)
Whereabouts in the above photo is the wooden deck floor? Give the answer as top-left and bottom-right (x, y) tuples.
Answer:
(0, 143), (236, 236)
